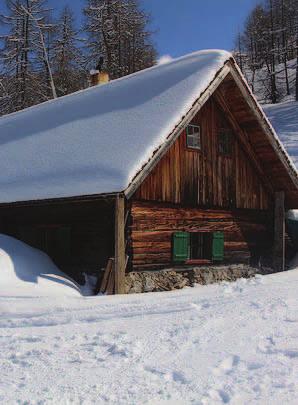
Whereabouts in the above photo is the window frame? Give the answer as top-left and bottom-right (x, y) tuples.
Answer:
(186, 123), (201, 151)
(172, 231), (224, 264)
(190, 232), (213, 261)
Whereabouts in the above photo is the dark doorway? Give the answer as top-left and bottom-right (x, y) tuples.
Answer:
(0, 198), (115, 282)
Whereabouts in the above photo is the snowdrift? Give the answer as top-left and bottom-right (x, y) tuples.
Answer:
(264, 100), (298, 169)
(0, 234), (81, 297)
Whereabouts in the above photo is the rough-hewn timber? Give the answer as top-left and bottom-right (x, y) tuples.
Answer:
(128, 201), (273, 271)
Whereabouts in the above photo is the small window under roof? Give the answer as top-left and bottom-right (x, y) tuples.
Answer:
(186, 124), (201, 150)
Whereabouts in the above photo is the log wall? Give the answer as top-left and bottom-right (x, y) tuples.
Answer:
(129, 201), (273, 271)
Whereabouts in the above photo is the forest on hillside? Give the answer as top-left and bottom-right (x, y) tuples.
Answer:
(0, 0), (156, 117)
(234, 0), (298, 104)
(1, 0), (297, 119)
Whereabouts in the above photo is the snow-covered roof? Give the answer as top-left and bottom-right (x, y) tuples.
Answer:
(0, 49), (231, 203)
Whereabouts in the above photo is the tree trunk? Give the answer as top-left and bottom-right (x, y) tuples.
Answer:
(270, 0), (277, 103)
(238, 32), (243, 72)
(296, 30), (298, 101)
(282, 0), (290, 95)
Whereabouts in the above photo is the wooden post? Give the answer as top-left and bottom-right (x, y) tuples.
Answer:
(273, 191), (285, 272)
(114, 194), (126, 294)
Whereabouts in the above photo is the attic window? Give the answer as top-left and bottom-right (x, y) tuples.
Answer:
(186, 124), (201, 150)
(218, 128), (232, 156)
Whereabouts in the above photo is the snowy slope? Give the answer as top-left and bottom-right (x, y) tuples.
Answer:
(0, 50), (230, 203)
(1, 268), (298, 404)
(0, 234), (81, 297)
(264, 99), (298, 169)
(243, 58), (297, 104)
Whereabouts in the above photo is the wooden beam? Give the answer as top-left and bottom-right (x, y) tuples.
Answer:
(98, 258), (114, 294)
(214, 89), (274, 195)
(114, 194), (126, 294)
(273, 191), (285, 272)
(0, 193), (118, 209)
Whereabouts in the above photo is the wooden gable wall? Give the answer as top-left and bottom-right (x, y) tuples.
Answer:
(133, 93), (271, 211)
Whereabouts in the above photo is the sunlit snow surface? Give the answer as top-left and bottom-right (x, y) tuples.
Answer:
(1, 266), (298, 403)
(0, 234), (80, 297)
(264, 100), (298, 218)
(264, 100), (298, 169)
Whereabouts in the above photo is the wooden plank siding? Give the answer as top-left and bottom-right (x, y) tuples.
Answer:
(134, 96), (270, 211)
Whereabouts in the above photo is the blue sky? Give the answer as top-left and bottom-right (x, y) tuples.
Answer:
(0, 0), (259, 58)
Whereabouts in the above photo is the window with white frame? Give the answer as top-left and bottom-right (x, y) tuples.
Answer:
(186, 124), (201, 150)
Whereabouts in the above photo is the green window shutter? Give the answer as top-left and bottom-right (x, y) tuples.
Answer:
(212, 232), (224, 261)
(172, 232), (190, 263)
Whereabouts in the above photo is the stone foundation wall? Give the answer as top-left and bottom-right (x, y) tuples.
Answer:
(125, 264), (267, 294)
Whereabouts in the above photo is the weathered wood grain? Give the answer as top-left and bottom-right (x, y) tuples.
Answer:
(134, 95), (271, 211)
(128, 201), (273, 271)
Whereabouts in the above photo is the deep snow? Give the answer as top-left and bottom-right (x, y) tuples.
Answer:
(264, 99), (298, 169)
(1, 268), (298, 404)
(0, 50), (230, 203)
(265, 99), (298, 219)
(243, 58), (297, 104)
(0, 234), (80, 297)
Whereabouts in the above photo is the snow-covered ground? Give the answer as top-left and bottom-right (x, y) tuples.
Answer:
(1, 267), (298, 404)
(264, 99), (298, 169)
(243, 58), (297, 104)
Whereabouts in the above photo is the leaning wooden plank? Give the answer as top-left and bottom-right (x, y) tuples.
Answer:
(106, 263), (115, 295)
(99, 258), (114, 294)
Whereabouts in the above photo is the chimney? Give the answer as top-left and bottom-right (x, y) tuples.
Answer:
(90, 70), (110, 86)
(90, 57), (109, 86)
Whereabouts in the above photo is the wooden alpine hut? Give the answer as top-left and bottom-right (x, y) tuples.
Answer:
(0, 50), (297, 294)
